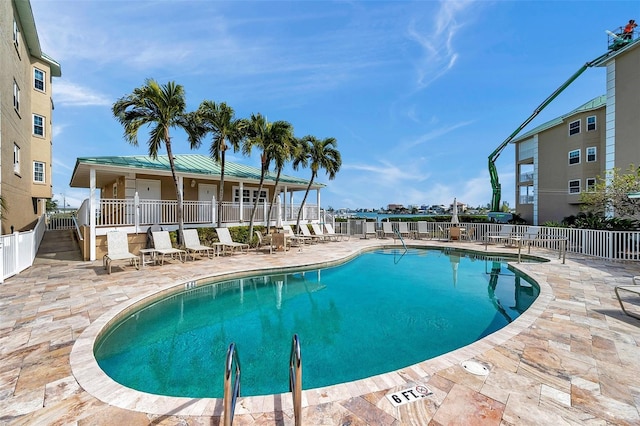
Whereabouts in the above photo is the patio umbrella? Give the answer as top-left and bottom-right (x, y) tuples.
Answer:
(449, 252), (460, 287)
(276, 195), (282, 228)
(451, 197), (459, 224)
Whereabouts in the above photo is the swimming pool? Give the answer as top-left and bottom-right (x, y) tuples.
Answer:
(94, 248), (540, 398)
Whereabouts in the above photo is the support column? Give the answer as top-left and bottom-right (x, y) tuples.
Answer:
(89, 167), (96, 261)
(239, 182), (244, 222)
(316, 189), (321, 222)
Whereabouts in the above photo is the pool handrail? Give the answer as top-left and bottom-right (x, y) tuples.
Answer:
(289, 334), (302, 426)
(223, 342), (241, 426)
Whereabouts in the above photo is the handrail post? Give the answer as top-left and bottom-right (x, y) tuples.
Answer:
(223, 343), (241, 426)
(289, 334), (302, 426)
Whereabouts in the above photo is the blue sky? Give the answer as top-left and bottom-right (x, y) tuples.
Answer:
(32, 0), (639, 210)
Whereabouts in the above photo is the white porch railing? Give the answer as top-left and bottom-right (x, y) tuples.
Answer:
(76, 198), (320, 231)
(1, 214), (47, 283)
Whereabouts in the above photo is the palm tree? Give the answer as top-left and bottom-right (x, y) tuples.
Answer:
(195, 101), (248, 228)
(265, 135), (299, 234)
(112, 79), (199, 245)
(244, 113), (294, 241)
(293, 136), (342, 233)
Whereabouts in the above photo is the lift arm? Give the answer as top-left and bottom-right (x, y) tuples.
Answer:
(488, 50), (612, 213)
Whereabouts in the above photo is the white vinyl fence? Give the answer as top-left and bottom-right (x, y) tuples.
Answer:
(1, 214), (47, 283)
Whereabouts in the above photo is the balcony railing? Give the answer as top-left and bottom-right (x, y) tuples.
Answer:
(77, 197), (319, 231)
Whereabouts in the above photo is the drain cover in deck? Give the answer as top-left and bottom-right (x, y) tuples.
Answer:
(461, 360), (489, 376)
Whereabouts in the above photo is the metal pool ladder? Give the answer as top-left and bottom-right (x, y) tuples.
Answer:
(393, 229), (408, 264)
(223, 343), (241, 426)
(289, 334), (302, 426)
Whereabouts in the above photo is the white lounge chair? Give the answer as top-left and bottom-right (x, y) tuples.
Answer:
(152, 231), (187, 264)
(103, 231), (139, 274)
(416, 221), (432, 240)
(216, 227), (249, 254)
(255, 231), (274, 254)
(615, 285), (640, 320)
(183, 229), (214, 260)
(283, 225), (311, 246)
(364, 222), (378, 239)
(311, 223), (338, 241)
(397, 222), (410, 239)
(485, 224), (515, 249)
(299, 224), (324, 243)
(382, 221), (395, 239)
(325, 223), (350, 241)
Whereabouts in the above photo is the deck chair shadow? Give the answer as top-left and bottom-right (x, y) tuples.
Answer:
(152, 231), (187, 264)
(216, 227), (249, 254)
(103, 231), (139, 274)
(184, 229), (214, 260)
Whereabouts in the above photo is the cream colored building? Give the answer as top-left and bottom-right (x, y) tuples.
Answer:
(513, 39), (640, 225)
(1, 0), (61, 233)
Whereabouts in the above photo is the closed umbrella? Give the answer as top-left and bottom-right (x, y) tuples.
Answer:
(451, 197), (459, 224)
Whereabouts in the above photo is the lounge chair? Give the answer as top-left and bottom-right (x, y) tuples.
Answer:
(382, 221), (395, 239)
(183, 229), (215, 260)
(103, 231), (139, 274)
(463, 227), (476, 241)
(615, 285), (640, 320)
(216, 227), (249, 254)
(449, 226), (463, 241)
(397, 222), (410, 239)
(416, 221), (432, 240)
(283, 225), (311, 246)
(364, 222), (378, 239)
(255, 231), (274, 254)
(324, 223), (350, 241)
(152, 231), (187, 264)
(299, 224), (325, 243)
(485, 224), (515, 249)
(311, 223), (338, 241)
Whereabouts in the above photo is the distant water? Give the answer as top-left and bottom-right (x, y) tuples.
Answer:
(340, 212), (438, 222)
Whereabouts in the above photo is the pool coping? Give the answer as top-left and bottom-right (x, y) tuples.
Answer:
(69, 244), (554, 418)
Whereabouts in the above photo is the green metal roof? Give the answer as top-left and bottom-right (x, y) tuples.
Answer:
(70, 154), (321, 188)
(511, 95), (606, 144)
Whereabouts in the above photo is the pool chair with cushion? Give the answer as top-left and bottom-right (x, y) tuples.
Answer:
(183, 229), (215, 260)
(216, 227), (249, 254)
(283, 225), (311, 246)
(152, 231), (187, 265)
(103, 231), (139, 274)
(325, 223), (350, 241)
(485, 224), (515, 249)
(397, 222), (411, 239)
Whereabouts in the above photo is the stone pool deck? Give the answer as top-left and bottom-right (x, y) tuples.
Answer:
(1, 235), (640, 425)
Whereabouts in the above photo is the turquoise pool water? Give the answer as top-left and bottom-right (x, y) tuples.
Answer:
(95, 248), (540, 398)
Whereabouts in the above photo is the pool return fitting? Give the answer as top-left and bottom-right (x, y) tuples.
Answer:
(223, 334), (302, 426)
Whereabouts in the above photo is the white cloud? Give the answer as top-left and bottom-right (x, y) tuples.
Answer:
(55, 81), (111, 107)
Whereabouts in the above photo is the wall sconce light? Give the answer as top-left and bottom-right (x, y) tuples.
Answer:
(191, 179), (196, 188)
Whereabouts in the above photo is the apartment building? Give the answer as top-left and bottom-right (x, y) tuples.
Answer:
(513, 39), (640, 225)
(1, 0), (61, 233)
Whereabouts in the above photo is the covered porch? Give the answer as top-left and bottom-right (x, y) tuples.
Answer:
(70, 154), (324, 261)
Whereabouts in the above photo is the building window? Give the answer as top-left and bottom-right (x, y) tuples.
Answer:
(587, 116), (596, 131)
(519, 185), (534, 204)
(569, 120), (580, 136)
(569, 180), (581, 194)
(14, 144), (20, 174)
(13, 81), (20, 112)
(586, 147), (596, 162)
(13, 18), (20, 48)
(33, 161), (45, 183)
(33, 114), (45, 136)
(233, 187), (268, 203)
(34, 68), (45, 92)
(586, 178), (596, 192)
(568, 149), (580, 165)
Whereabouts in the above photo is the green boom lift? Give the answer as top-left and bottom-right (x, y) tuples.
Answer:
(487, 30), (636, 222)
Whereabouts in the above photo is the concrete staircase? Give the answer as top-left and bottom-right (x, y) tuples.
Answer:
(34, 229), (83, 264)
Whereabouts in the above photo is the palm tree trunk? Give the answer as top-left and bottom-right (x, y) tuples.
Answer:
(165, 138), (184, 245)
(248, 159), (267, 244)
(295, 172), (316, 233)
(266, 168), (283, 234)
(218, 148), (226, 228)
